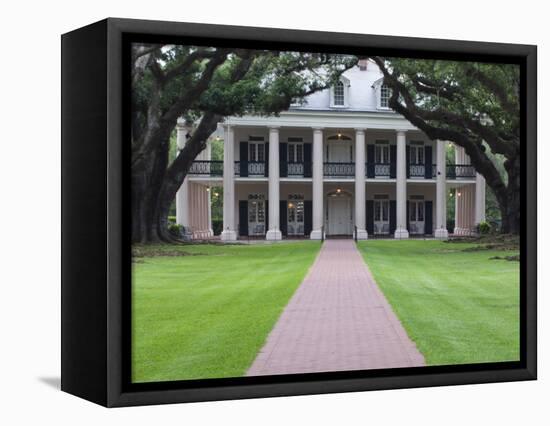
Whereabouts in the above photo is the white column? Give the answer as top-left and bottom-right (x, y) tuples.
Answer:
(454, 146), (463, 235)
(205, 140), (213, 236)
(354, 128), (368, 239)
(394, 130), (409, 239)
(310, 127), (324, 240)
(266, 126), (282, 240)
(221, 125), (237, 241)
(207, 187), (213, 237)
(434, 140), (449, 239)
(175, 119), (190, 228)
(475, 173), (486, 225)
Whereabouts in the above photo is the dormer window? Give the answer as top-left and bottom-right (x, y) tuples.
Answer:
(380, 84), (391, 108)
(330, 76), (350, 108)
(372, 78), (392, 110)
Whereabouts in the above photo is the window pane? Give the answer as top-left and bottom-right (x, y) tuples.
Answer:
(257, 201), (265, 222)
(418, 202), (424, 221)
(288, 144), (295, 162)
(375, 146), (381, 163)
(380, 84), (390, 108)
(257, 144), (264, 162)
(249, 201), (256, 222)
(296, 144), (303, 162)
(382, 201), (389, 221)
(288, 203), (295, 222)
(249, 144), (256, 161)
(296, 201), (304, 222)
(418, 147), (424, 164)
(410, 202), (416, 221)
(334, 81), (344, 106)
(374, 201), (381, 221)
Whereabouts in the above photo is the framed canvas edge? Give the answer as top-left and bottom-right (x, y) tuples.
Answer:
(98, 18), (536, 407)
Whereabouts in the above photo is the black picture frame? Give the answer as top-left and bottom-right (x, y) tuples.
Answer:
(61, 17), (537, 407)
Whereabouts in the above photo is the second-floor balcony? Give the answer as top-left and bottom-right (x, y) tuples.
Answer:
(187, 160), (477, 180)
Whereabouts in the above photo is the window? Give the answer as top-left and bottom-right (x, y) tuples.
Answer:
(333, 81), (345, 106)
(288, 138), (304, 163)
(330, 76), (349, 108)
(409, 200), (424, 222)
(375, 141), (390, 164)
(410, 142), (425, 164)
(288, 143), (303, 162)
(380, 84), (391, 108)
(249, 142), (265, 162)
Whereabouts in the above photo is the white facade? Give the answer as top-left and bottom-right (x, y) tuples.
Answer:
(177, 60), (485, 240)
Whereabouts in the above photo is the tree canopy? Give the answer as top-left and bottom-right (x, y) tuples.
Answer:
(131, 44), (357, 242)
(373, 57), (520, 233)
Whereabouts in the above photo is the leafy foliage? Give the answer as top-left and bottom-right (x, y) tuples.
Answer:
(373, 56), (521, 233)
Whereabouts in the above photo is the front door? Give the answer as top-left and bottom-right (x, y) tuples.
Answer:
(373, 199), (390, 235)
(409, 200), (425, 235)
(248, 200), (266, 236)
(328, 196), (352, 235)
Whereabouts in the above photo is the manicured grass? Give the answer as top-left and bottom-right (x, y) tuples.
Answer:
(357, 240), (520, 366)
(132, 242), (320, 383)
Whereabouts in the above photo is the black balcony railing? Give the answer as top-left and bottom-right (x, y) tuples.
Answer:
(409, 164), (425, 178)
(281, 161), (312, 177)
(366, 162), (394, 178)
(234, 161), (266, 177)
(188, 160), (223, 176)
(188, 160), (476, 180)
(324, 162), (355, 178)
(447, 164), (476, 179)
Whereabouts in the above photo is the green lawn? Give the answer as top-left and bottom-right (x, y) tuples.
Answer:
(357, 239), (520, 366)
(132, 241), (320, 383)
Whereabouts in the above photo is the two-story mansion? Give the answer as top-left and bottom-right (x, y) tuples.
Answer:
(175, 60), (486, 241)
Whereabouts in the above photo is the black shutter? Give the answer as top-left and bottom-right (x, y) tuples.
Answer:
(304, 200), (312, 236)
(424, 200), (433, 235)
(279, 200), (287, 236)
(366, 144), (375, 178)
(390, 145), (397, 178)
(279, 143), (288, 177)
(406, 145), (411, 178)
(303, 143), (312, 177)
(366, 200), (374, 235)
(264, 142), (269, 177)
(239, 142), (248, 177)
(265, 200), (268, 234)
(424, 146), (433, 179)
(390, 200), (397, 235)
(406, 200), (410, 232)
(238, 200), (248, 236)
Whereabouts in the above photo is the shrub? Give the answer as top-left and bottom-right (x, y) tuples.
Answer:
(212, 219), (223, 236)
(167, 215), (177, 224)
(446, 219), (455, 234)
(168, 223), (184, 237)
(477, 221), (491, 235)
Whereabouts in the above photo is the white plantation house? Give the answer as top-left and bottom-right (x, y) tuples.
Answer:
(175, 59), (486, 241)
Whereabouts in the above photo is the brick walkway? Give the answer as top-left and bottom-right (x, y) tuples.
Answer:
(247, 239), (425, 376)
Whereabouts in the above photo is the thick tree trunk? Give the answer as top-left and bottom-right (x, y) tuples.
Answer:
(131, 138), (171, 243)
(500, 156), (521, 234)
